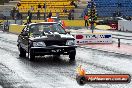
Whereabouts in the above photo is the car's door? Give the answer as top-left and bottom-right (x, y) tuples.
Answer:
(19, 26), (29, 52)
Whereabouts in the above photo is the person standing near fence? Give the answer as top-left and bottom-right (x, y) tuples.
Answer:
(48, 11), (52, 18)
(27, 10), (32, 23)
(56, 12), (59, 19)
(16, 10), (21, 20)
(37, 10), (40, 20)
(84, 13), (89, 27)
(10, 7), (16, 20)
(47, 15), (54, 22)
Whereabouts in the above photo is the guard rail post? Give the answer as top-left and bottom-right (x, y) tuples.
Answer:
(118, 38), (120, 47)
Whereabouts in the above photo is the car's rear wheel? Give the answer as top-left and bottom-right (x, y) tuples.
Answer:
(69, 48), (76, 61)
(19, 45), (26, 57)
(29, 50), (35, 61)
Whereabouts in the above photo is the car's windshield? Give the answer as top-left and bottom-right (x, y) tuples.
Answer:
(29, 23), (66, 36)
(53, 18), (60, 22)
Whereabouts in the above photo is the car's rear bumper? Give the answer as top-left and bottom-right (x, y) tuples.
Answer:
(30, 45), (77, 55)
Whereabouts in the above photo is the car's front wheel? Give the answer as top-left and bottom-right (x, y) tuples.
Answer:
(28, 49), (35, 61)
(19, 45), (26, 58)
(69, 48), (76, 61)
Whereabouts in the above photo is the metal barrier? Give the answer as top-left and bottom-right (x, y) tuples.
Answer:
(112, 34), (132, 47)
(2, 20), (23, 31)
(118, 38), (120, 47)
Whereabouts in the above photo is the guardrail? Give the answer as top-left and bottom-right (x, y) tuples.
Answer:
(112, 34), (132, 47)
(112, 34), (132, 40)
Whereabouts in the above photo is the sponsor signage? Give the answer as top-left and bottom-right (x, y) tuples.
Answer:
(76, 65), (131, 85)
(73, 33), (112, 44)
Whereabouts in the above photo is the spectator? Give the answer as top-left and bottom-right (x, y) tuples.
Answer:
(81, 8), (88, 18)
(15, 6), (19, 11)
(128, 17), (131, 21)
(90, 20), (95, 32)
(70, 1), (77, 8)
(84, 13), (89, 27)
(38, 4), (41, 8)
(10, 7), (16, 20)
(16, 10), (21, 20)
(28, 10), (32, 23)
(71, 9), (74, 13)
(63, 6), (67, 13)
(30, 6), (34, 11)
(28, 10), (30, 17)
(122, 15), (126, 19)
(17, 2), (21, 7)
(44, 12), (46, 20)
(77, 0), (80, 3)
(71, 10), (74, 20)
(3, 16), (6, 20)
(37, 10), (40, 20)
(47, 15), (54, 22)
(56, 12), (59, 19)
(48, 11), (52, 18)
(43, 3), (46, 9)
(70, 1), (74, 5)
(14, 11), (17, 20)
(10, 10), (15, 20)
(20, 13), (23, 20)
(68, 11), (71, 20)
(13, 7), (16, 11)
(27, 16), (30, 24)
(3, 20), (8, 31)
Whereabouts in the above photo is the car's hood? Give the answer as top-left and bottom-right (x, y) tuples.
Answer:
(29, 34), (74, 41)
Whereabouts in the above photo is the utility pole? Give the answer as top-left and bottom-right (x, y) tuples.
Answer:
(44, 0), (47, 21)
(117, 0), (121, 16)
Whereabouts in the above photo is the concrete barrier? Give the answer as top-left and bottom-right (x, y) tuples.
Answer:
(64, 20), (85, 27)
(22, 20), (95, 27)
(9, 24), (25, 34)
(4, 20), (97, 28)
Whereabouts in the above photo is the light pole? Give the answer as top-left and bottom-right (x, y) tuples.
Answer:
(90, 0), (95, 33)
(117, 0), (121, 16)
(44, 0), (46, 21)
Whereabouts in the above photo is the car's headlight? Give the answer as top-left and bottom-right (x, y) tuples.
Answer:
(33, 42), (46, 47)
(66, 40), (75, 45)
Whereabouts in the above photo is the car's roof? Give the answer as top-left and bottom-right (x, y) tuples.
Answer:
(51, 17), (58, 19)
(46, 17), (58, 19)
(28, 22), (58, 26)
(116, 17), (127, 20)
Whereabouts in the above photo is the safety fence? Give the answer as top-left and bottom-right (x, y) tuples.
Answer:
(94, 0), (132, 17)
(112, 34), (132, 46)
